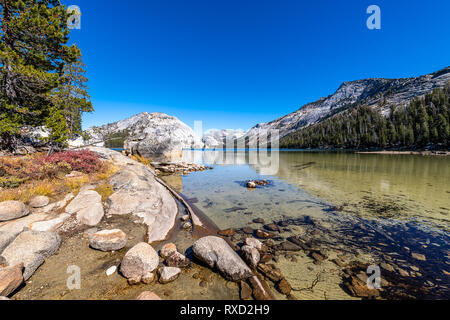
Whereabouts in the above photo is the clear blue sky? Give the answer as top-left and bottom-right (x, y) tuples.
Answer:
(65, 0), (450, 131)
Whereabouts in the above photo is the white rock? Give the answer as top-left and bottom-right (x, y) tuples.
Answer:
(158, 267), (181, 284)
(30, 214), (70, 232)
(245, 238), (264, 251)
(106, 266), (117, 276)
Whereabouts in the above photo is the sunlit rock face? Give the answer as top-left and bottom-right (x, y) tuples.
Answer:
(83, 112), (203, 162)
(241, 67), (450, 145)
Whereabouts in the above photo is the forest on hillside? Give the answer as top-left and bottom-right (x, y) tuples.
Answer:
(280, 83), (450, 150)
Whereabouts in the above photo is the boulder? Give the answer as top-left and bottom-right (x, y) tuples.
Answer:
(160, 243), (177, 258)
(158, 267), (181, 284)
(120, 243), (159, 283)
(136, 291), (162, 300)
(0, 201), (30, 222)
(28, 196), (50, 209)
(165, 251), (190, 268)
(66, 190), (104, 226)
(192, 236), (253, 282)
(90, 229), (128, 252)
(107, 167), (178, 244)
(241, 245), (260, 268)
(0, 263), (24, 297)
(1, 230), (60, 280)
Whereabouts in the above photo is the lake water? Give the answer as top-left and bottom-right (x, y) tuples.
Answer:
(174, 150), (450, 299)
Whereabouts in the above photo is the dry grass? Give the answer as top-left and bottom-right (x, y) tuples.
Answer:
(130, 155), (153, 167)
(0, 157), (121, 204)
(95, 182), (114, 202)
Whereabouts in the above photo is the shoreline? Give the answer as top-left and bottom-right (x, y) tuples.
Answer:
(356, 150), (450, 156)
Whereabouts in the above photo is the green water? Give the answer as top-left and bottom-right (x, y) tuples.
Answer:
(178, 150), (450, 299)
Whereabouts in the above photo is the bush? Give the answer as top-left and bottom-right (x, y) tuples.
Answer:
(40, 150), (103, 174)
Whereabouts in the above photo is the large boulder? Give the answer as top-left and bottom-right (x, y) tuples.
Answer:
(0, 201), (30, 222)
(66, 190), (104, 226)
(89, 229), (128, 252)
(0, 263), (24, 297)
(192, 236), (253, 282)
(1, 230), (60, 280)
(120, 243), (159, 283)
(107, 167), (178, 244)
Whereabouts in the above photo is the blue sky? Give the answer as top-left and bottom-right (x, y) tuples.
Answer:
(65, 0), (450, 132)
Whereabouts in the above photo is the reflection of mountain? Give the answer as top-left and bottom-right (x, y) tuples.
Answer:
(182, 150), (279, 175)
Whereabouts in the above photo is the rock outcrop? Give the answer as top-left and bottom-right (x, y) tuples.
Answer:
(192, 236), (253, 282)
(84, 112), (203, 162)
(66, 189), (104, 226)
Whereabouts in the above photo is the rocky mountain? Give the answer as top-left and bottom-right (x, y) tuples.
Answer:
(84, 112), (203, 161)
(241, 66), (450, 146)
(202, 129), (247, 148)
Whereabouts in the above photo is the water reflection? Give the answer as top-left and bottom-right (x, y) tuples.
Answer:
(183, 150), (450, 226)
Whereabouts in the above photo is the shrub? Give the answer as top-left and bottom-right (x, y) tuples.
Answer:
(41, 150), (103, 174)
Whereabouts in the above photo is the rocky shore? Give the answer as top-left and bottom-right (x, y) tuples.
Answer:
(0, 147), (277, 300)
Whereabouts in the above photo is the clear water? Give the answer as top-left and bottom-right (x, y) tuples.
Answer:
(177, 150), (450, 299)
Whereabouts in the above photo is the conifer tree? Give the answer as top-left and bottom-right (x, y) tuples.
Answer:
(0, 0), (80, 150)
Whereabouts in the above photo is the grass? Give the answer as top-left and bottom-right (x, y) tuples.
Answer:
(95, 182), (114, 202)
(130, 154), (153, 167)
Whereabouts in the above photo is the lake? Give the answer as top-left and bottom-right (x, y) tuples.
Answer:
(171, 150), (450, 299)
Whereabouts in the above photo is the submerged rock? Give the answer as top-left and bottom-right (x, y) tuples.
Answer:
(165, 252), (190, 268)
(192, 236), (253, 282)
(0, 201), (30, 222)
(120, 243), (159, 283)
(0, 263), (24, 297)
(90, 229), (128, 252)
(1, 230), (60, 280)
(239, 281), (252, 300)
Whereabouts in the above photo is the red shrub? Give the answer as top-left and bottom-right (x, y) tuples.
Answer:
(41, 150), (103, 174)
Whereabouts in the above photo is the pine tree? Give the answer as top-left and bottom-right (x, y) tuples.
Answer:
(52, 56), (93, 138)
(0, 0), (80, 150)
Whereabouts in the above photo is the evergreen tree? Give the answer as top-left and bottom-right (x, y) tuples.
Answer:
(0, 0), (80, 150)
(52, 56), (93, 138)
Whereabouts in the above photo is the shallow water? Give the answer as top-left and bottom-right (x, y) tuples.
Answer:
(178, 150), (450, 299)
